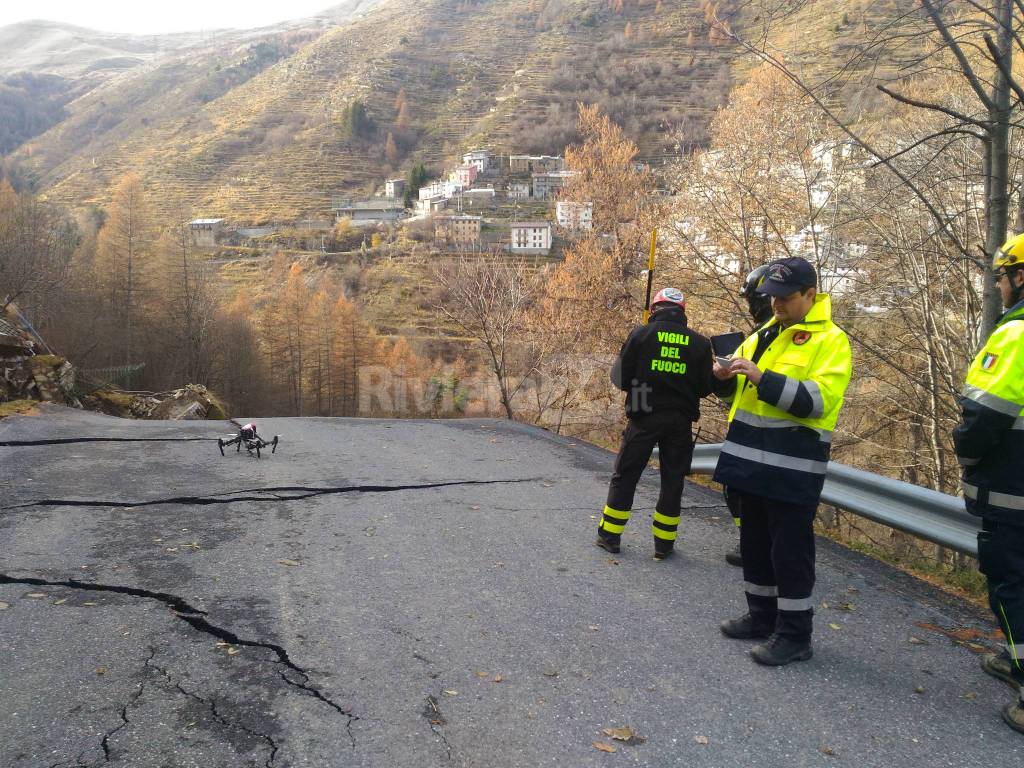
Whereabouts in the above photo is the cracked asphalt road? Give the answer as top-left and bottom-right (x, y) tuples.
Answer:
(1, 405), (1021, 767)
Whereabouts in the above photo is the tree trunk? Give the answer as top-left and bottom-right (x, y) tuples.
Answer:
(981, 0), (1013, 340)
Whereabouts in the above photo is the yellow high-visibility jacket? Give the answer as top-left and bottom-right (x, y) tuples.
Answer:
(713, 293), (852, 506)
(954, 299), (1024, 524)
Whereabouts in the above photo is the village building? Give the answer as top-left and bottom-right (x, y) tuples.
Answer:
(510, 221), (552, 255)
(450, 164), (479, 188)
(419, 180), (462, 201)
(532, 170), (574, 200)
(416, 195), (449, 215)
(510, 155), (564, 175)
(332, 198), (405, 226)
(189, 218), (225, 247)
(556, 201), (593, 231)
(385, 178), (407, 200)
(507, 181), (531, 200)
(462, 149), (491, 173)
(434, 215), (483, 247)
(460, 187), (496, 203)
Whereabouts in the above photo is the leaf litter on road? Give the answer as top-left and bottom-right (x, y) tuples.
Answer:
(602, 726), (646, 745)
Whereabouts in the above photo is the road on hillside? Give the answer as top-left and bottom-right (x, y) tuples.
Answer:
(0, 406), (1020, 767)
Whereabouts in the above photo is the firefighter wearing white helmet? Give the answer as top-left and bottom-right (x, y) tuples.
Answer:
(597, 287), (714, 560)
(953, 232), (1024, 735)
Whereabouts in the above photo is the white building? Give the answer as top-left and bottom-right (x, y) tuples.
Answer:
(416, 195), (448, 215)
(820, 267), (868, 297)
(458, 187), (496, 207)
(462, 149), (491, 173)
(510, 221), (553, 254)
(556, 201), (593, 231)
(419, 180), (463, 201)
(385, 179), (406, 200)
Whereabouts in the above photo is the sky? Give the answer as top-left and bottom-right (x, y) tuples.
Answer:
(0, 1), (338, 34)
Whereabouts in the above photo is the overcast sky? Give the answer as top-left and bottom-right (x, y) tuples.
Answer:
(0, 1), (337, 34)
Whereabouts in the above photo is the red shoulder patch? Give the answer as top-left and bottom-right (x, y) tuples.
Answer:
(793, 331), (812, 346)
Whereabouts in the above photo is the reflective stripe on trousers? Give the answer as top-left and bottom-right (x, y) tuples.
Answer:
(599, 505), (630, 535)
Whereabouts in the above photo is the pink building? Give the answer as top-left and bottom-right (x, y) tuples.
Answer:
(451, 164), (479, 188)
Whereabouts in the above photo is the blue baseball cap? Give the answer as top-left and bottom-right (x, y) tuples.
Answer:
(759, 257), (817, 297)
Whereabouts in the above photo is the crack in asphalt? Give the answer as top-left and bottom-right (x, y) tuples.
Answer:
(4, 478), (539, 512)
(146, 653), (279, 768)
(422, 694), (453, 762)
(0, 574), (358, 748)
(89, 649), (154, 766)
(0, 437), (213, 447)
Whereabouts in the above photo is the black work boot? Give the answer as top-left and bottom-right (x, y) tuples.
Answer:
(653, 539), (674, 561)
(981, 651), (1020, 690)
(595, 531), (620, 554)
(751, 634), (813, 666)
(725, 545), (742, 567)
(1003, 697), (1024, 734)
(720, 613), (774, 640)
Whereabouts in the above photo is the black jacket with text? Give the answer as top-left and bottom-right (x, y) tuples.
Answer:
(610, 307), (713, 421)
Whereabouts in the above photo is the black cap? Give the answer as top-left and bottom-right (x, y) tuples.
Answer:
(759, 257), (817, 297)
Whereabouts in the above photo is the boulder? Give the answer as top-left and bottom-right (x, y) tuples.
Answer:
(147, 384), (228, 421)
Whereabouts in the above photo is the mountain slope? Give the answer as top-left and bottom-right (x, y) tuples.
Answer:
(0, 20), (226, 78)
(12, 0), (738, 222)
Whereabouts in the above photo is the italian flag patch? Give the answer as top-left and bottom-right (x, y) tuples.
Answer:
(982, 353), (999, 371)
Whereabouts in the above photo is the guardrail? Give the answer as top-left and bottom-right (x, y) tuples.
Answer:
(685, 443), (981, 557)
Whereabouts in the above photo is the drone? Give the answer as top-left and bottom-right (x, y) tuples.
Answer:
(218, 420), (280, 458)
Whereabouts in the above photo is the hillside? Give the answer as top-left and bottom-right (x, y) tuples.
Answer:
(0, 20), (220, 78)
(8, 0), (738, 223)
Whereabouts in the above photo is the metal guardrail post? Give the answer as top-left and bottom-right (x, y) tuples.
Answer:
(683, 443), (981, 557)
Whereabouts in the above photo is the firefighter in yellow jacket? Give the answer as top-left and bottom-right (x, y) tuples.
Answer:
(711, 257), (852, 666)
(953, 233), (1024, 734)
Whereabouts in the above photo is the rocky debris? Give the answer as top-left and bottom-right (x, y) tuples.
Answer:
(2, 311), (228, 421)
(82, 384), (228, 421)
(1, 354), (79, 407)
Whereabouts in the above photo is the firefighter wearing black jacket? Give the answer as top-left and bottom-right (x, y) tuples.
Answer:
(596, 288), (714, 560)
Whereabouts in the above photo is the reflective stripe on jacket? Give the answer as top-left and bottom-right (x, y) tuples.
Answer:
(954, 299), (1024, 524)
(713, 293), (852, 506)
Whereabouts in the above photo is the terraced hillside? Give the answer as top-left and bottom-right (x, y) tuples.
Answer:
(13, 0), (739, 223)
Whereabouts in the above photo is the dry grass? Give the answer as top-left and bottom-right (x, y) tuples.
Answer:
(0, 399), (40, 418)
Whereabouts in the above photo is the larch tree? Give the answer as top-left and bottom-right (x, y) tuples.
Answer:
(94, 174), (155, 367)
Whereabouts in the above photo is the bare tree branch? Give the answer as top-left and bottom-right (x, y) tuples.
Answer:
(920, 0), (996, 110)
(877, 84), (989, 128)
